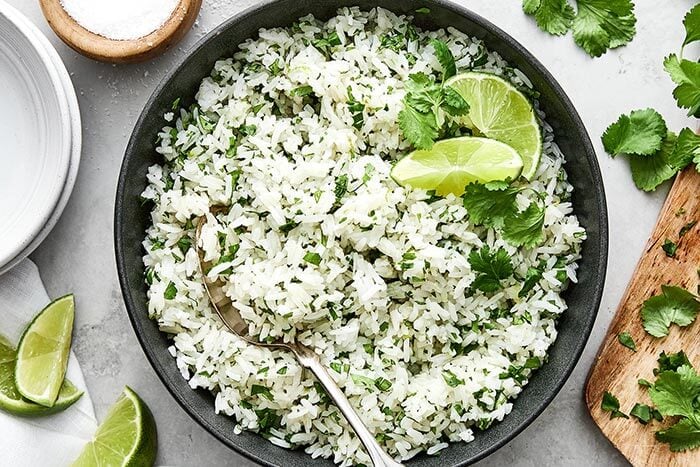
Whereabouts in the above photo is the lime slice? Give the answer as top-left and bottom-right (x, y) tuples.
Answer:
(446, 72), (542, 179)
(15, 294), (75, 407)
(0, 335), (82, 416)
(72, 386), (158, 467)
(391, 136), (523, 196)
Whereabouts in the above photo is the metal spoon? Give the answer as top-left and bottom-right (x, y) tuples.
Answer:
(195, 207), (403, 467)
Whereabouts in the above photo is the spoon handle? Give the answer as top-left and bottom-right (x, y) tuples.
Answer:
(292, 345), (404, 467)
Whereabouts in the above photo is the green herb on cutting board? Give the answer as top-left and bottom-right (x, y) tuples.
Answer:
(617, 331), (637, 351)
(601, 391), (628, 419)
(648, 352), (700, 452)
(641, 285), (700, 338)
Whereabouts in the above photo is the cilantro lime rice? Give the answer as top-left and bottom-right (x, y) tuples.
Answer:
(141, 7), (586, 464)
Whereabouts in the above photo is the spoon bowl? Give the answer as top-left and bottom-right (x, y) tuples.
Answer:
(39, 0), (202, 63)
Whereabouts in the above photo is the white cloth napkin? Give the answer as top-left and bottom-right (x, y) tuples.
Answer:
(0, 259), (97, 466)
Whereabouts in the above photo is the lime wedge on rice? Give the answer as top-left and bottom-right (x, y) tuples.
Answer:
(0, 335), (82, 416)
(72, 386), (158, 467)
(391, 136), (523, 196)
(446, 72), (542, 179)
(15, 294), (75, 407)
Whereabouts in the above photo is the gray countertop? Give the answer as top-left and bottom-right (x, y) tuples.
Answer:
(8, 0), (695, 465)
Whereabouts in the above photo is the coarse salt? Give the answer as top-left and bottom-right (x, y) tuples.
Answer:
(60, 0), (180, 41)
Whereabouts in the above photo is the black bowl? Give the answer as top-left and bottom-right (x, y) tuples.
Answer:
(115, 1), (608, 465)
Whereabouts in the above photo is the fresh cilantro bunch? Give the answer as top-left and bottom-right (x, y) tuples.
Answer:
(522, 0), (637, 57)
(665, 4), (700, 117)
(398, 39), (470, 149)
(601, 109), (700, 191)
(462, 181), (546, 248)
(602, 351), (700, 451)
(649, 352), (700, 451)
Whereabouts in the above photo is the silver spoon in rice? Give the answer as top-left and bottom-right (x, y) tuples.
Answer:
(196, 206), (403, 467)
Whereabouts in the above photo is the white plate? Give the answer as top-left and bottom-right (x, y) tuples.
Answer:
(0, 1), (77, 273)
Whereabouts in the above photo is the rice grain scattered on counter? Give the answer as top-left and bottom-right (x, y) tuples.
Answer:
(141, 7), (586, 465)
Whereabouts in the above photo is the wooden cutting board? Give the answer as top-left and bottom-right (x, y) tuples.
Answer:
(586, 166), (700, 466)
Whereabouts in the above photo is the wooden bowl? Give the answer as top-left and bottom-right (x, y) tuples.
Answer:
(39, 0), (202, 63)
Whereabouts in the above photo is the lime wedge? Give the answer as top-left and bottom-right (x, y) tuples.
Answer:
(15, 294), (75, 407)
(446, 72), (542, 179)
(0, 335), (82, 416)
(391, 136), (523, 196)
(72, 386), (157, 467)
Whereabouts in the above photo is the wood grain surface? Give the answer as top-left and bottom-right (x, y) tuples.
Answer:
(586, 166), (700, 466)
(39, 0), (202, 63)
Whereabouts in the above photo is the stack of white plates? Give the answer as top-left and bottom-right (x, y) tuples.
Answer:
(0, 1), (81, 275)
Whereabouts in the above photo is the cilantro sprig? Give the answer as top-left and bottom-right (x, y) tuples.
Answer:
(462, 182), (546, 248)
(648, 355), (700, 452)
(664, 4), (700, 117)
(398, 39), (469, 149)
(468, 246), (514, 293)
(607, 352), (700, 451)
(523, 0), (637, 57)
(617, 331), (636, 351)
(601, 110), (699, 191)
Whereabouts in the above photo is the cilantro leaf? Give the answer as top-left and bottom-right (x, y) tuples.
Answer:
(630, 403), (652, 424)
(398, 105), (438, 149)
(462, 183), (545, 247)
(164, 282), (177, 300)
(657, 351), (692, 374)
(601, 109), (667, 156)
(572, 0), (636, 57)
(442, 370), (464, 387)
(334, 175), (348, 202)
(656, 418), (700, 452)
(664, 55), (700, 117)
(502, 202), (546, 248)
(519, 263), (545, 297)
(251, 384), (274, 401)
(523, 0), (575, 36)
(649, 365), (700, 420)
(303, 252), (322, 266)
(601, 391), (628, 419)
(430, 39), (456, 80)
(468, 246), (514, 293)
(671, 128), (700, 172)
(638, 378), (653, 388)
(641, 285), (700, 338)
(617, 331), (636, 351)
(462, 183), (520, 227)
(441, 86), (470, 116)
(662, 239), (678, 258)
(680, 220), (698, 238)
(664, 54), (685, 85)
(628, 132), (678, 192)
(683, 3), (700, 47)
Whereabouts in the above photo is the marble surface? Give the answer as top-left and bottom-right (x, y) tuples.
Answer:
(6, 0), (695, 465)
